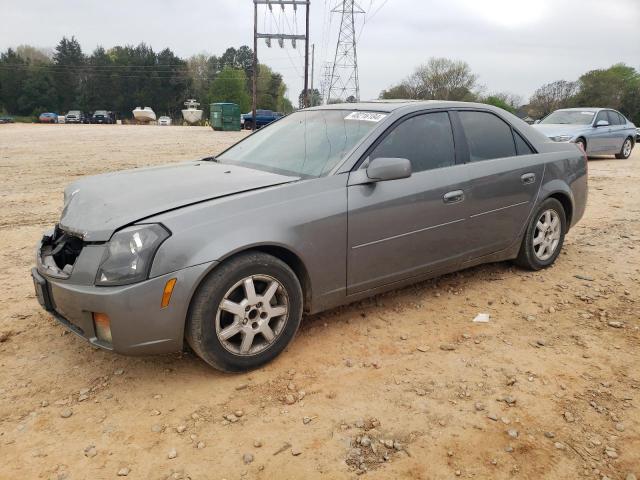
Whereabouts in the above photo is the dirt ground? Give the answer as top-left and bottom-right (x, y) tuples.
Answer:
(0, 123), (638, 480)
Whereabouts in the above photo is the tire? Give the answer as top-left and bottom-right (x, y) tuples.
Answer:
(615, 137), (633, 159)
(575, 138), (586, 154)
(186, 251), (303, 372)
(244, 121), (253, 130)
(515, 198), (566, 271)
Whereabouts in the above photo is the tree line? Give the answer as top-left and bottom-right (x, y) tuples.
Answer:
(380, 57), (640, 124)
(0, 37), (294, 119)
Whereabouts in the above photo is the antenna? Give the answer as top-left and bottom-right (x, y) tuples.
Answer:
(326, 0), (364, 103)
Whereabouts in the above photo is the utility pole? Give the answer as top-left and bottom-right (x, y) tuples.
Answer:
(252, 1), (258, 131)
(304, 3), (310, 108)
(310, 44), (315, 106)
(327, 0), (364, 104)
(252, 0), (311, 128)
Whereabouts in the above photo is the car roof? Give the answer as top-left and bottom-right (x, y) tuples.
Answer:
(307, 99), (513, 113)
(554, 107), (604, 112)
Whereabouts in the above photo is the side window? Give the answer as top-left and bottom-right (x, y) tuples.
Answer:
(594, 111), (608, 124)
(618, 113), (627, 124)
(370, 112), (455, 173)
(514, 131), (534, 155)
(607, 111), (622, 125)
(458, 111), (517, 161)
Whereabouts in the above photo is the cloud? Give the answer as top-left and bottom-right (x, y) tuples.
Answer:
(1, 0), (638, 103)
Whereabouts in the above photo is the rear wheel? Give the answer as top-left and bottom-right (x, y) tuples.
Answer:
(515, 198), (566, 271)
(186, 252), (303, 372)
(615, 137), (633, 159)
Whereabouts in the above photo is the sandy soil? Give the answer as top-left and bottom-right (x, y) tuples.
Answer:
(0, 123), (638, 480)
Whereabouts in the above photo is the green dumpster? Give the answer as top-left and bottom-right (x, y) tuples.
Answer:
(210, 103), (241, 131)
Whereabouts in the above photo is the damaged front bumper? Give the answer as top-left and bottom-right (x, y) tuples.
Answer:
(32, 226), (215, 355)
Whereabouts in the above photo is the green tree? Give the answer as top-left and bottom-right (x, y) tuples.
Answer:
(298, 88), (322, 108)
(18, 68), (57, 114)
(0, 48), (28, 113)
(82, 46), (117, 112)
(481, 95), (516, 113)
(528, 80), (578, 118)
(380, 57), (478, 101)
(479, 93), (521, 113)
(574, 64), (640, 124)
(154, 48), (190, 117)
(52, 36), (85, 111)
(379, 84), (412, 100)
(16, 45), (51, 64)
(209, 67), (250, 112)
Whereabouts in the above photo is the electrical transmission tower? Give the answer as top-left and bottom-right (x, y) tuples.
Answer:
(326, 0), (364, 104)
(319, 62), (332, 104)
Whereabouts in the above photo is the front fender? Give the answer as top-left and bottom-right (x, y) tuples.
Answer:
(146, 175), (349, 310)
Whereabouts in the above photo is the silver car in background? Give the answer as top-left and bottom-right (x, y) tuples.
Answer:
(533, 108), (636, 159)
(32, 101), (588, 372)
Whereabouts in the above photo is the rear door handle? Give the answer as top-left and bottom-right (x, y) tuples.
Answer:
(443, 190), (464, 204)
(521, 173), (536, 185)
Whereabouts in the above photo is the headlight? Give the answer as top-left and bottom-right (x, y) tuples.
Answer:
(96, 224), (170, 286)
(550, 135), (573, 142)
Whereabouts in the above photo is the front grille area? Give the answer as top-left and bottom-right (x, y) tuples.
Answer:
(40, 225), (84, 276)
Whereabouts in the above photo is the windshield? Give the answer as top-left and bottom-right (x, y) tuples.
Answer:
(217, 110), (385, 177)
(94, 110), (107, 115)
(541, 111), (595, 125)
(68, 111), (80, 115)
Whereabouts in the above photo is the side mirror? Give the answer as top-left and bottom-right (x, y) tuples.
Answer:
(595, 120), (609, 127)
(366, 157), (412, 182)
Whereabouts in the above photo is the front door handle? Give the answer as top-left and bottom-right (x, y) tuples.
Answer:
(443, 190), (464, 204)
(521, 173), (536, 185)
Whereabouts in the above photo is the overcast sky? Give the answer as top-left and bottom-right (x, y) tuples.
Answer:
(1, 0), (639, 103)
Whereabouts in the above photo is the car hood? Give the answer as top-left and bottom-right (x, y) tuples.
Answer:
(532, 123), (588, 138)
(60, 160), (299, 241)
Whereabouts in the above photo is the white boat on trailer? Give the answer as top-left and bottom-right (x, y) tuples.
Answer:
(182, 99), (203, 124)
(132, 107), (156, 123)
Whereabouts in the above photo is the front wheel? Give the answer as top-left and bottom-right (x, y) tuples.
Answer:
(615, 137), (633, 159)
(186, 252), (303, 372)
(515, 198), (566, 271)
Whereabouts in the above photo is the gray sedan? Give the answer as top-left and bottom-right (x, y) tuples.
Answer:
(32, 101), (588, 371)
(533, 107), (636, 159)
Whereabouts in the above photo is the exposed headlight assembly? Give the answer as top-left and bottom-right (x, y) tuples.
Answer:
(96, 224), (170, 286)
(550, 135), (573, 142)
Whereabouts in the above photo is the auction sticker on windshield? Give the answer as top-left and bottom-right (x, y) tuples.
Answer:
(345, 112), (387, 122)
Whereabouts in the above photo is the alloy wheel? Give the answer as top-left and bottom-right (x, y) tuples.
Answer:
(533, 209), (561, 261)
(623, 139), (632, 158)
(215, 275), (289, 356)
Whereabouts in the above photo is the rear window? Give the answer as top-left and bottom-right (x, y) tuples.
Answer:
(458, 111), (516, 161)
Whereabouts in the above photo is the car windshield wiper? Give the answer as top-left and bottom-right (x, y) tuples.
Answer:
(202, 156), (220, 163)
